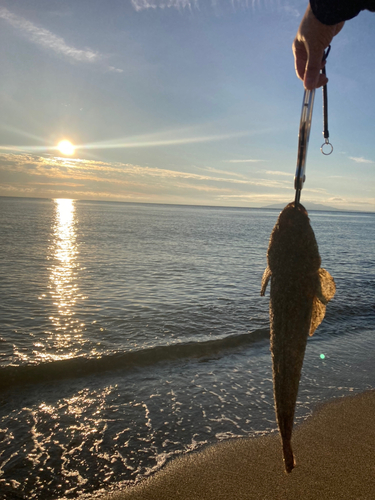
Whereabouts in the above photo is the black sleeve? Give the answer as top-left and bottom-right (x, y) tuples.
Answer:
(310, 0), (375, 25)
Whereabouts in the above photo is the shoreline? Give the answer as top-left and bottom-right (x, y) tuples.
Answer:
(96, 390), (375, 500)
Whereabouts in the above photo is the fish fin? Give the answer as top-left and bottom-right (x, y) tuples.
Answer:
(309, 269), (336, 336)
(309, 297), (327, 336)
(317, 268), (336, 305)
(283, 442), (295, 474)
(260, 266), (271, 296)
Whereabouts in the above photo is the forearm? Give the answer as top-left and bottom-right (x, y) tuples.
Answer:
(310, 0), (375, 25)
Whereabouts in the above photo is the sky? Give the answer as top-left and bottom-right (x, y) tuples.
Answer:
(0, 0), (374, 211)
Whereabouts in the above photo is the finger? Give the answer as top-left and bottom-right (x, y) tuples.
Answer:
(292, 40), (308, 81)
(304, 49), (325, 90)
(317, 73), (328, 88)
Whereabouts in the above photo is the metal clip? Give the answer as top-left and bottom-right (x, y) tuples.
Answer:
(294, 45), (333, 207)
(294, 88), (315, 206)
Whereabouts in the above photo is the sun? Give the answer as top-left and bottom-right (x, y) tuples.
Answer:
(57, 140), (75, 156)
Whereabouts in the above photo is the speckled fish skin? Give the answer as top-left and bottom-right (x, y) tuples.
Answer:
(261, 202), (336, 473)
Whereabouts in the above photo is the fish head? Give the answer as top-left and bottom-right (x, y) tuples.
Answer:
(277, 202), (309, 231)
(267, 202), (321, 275)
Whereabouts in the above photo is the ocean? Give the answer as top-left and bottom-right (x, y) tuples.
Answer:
(0, 196), (374, 500)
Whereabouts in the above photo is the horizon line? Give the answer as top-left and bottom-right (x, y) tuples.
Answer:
(0, 194), (372, 214)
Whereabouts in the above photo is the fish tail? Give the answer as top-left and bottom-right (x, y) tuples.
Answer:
(282, 440), (295, 473)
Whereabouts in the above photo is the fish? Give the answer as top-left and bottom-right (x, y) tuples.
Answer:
(260, 202), (336, 473)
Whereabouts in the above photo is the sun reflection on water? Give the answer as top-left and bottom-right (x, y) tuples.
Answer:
(48, 199), (84, 352)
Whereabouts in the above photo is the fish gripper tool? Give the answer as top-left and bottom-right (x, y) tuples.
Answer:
(294, 46), (332, 207)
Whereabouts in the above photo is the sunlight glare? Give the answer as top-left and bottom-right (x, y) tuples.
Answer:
(57, 140), (75, 156)
(48, 199), (85, 344)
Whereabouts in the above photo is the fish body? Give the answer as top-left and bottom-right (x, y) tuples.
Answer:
(261, 202), (336, 473)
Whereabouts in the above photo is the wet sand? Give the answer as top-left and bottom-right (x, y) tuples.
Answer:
(99, 390), (375, 500)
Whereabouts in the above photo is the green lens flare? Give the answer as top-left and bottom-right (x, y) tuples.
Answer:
(320, 354), (325, 359)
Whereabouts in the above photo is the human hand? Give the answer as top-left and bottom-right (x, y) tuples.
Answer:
(293, 4), (344, 90)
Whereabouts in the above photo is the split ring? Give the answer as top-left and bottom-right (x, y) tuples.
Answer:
(321, 141), (333, 155)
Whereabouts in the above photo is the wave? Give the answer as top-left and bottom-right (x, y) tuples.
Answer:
(0, 329), (270, 391)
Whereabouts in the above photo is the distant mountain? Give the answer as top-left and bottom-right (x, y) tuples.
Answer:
(262, 201), (343, 212)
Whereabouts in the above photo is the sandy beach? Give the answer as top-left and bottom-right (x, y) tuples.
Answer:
(98, 390), (375, 500)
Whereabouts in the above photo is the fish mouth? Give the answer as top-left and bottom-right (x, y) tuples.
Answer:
(276, 202), (309, 231)
(294, 202), (308, 216)
(285, 201), (308, 216)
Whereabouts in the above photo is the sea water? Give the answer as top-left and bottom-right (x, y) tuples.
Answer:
(0, 197), (374, 499)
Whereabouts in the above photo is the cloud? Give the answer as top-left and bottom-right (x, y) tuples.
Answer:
(326, 196), (375, 209)
(281, 3), (300, 18)
(173, 182), (231, 192)
(131, 0), (198, 11)
(81, 129), (255, 151)
(203, 167), (249, 178)
(130, 0), (293, 14)
(0, 7), (122, 72)
(0, 124), (266, 162)
(108, 66), (124, 74)
(264, 170), (293, 177)
(0, 152), (291, 199)
(30, 182), (85, 187)
(226, 159), (266, 163)
(216, 193), (291, 204)
(303, 187), (328, 194)
(0, 126), (271, 156)
(349, 156), (374, 164)
(0, 7), (98, 62)
(4, 153), (373, 210)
